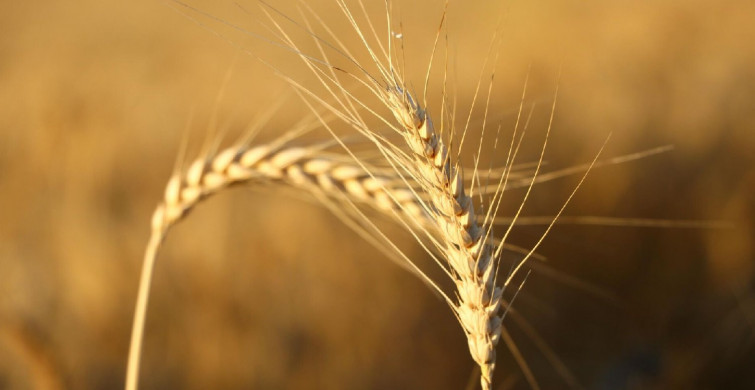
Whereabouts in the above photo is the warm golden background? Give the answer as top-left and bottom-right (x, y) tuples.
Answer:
(1, 0), (753, 389)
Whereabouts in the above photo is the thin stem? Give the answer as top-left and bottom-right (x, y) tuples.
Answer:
(126, 226), (167, 390)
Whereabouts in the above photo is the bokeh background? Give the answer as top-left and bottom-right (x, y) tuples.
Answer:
(1, 0), (753, 389)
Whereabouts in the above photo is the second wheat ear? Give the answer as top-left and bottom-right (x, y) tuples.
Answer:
(126, 135), (428, 390)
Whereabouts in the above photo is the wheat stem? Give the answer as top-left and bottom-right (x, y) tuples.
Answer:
(125, 137), (439, 390)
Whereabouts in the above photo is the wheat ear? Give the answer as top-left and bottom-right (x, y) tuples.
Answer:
(126, 137), (429, 390)
(380, 86), (503, 390)
(255, 4), (506, 386)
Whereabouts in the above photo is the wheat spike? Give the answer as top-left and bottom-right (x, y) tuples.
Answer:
(254, 3), (508, 387)
(126, 136), (431, 390)
(382, 85), (503, 390)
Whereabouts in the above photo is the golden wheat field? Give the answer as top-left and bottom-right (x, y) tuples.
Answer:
(1, 0), (753, 389)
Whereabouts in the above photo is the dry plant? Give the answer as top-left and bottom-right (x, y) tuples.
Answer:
(124, 1), (673, 389)
(239, 2), (610, 388)
(0, 0), (744, 389)
(125, 120), (430, 390)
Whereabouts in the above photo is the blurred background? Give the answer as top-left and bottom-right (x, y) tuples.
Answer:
(0, 0), (752, 389)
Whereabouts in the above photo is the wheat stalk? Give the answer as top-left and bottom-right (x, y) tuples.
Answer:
(125, 134), (438, 390)
(380, 86), (504, 390)
(253, 2), (616, 387)
(254, 3), (512, 387)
